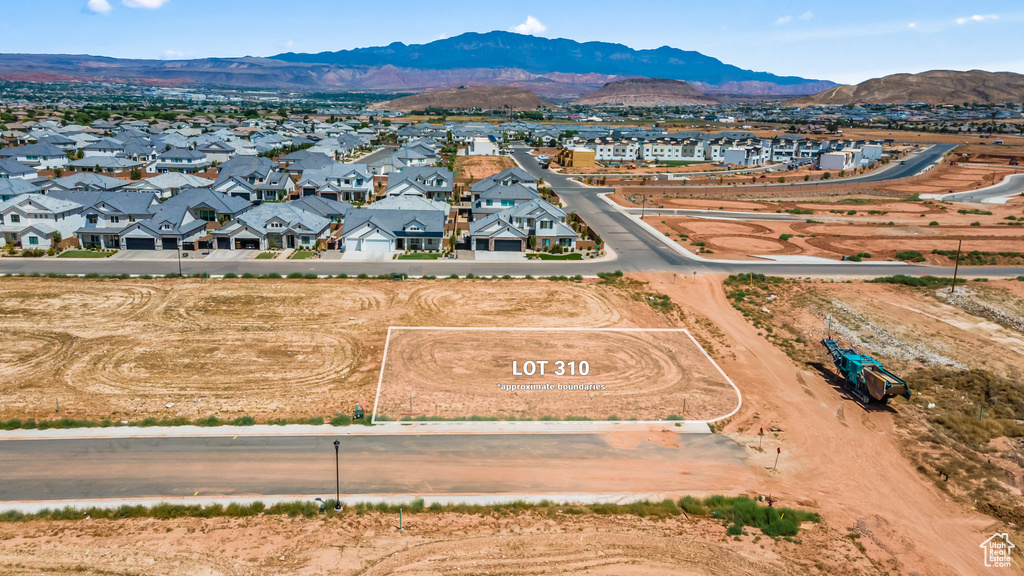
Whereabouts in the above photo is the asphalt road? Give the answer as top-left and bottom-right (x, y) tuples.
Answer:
(0, 433), (745, 501)
(939, 172), (1024, 203)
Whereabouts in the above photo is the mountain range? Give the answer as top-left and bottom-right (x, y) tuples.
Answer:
(0, 32), (836, 98)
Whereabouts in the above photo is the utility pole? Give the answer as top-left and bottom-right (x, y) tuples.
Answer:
(177, 242), (183, 277)
(950, 239), (962, 294)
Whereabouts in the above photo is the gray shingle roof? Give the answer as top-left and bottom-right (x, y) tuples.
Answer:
(160, 187), (251, 215)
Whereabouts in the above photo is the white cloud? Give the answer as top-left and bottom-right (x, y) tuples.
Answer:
(956, 14), (998, 24)
(800, 11), (813, 20)
(512, 16), (546, 35)
(123, 0), (169, 8)
(86, 0), (111, 13)
(907, 22), (917, 29)
(775, 15), (792, 25)
(163, 50), (184, 59)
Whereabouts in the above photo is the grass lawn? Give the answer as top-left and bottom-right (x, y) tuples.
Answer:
(255, 252), (277, 260)
(536, 253), (583, 260)
(397, 253), (442, 260)
(57, 250), (113, 258)
(289, 250), (316, 260)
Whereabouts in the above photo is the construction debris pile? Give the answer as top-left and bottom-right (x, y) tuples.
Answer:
(937, 289), (1024, 335)
(814, 301), (965, 369)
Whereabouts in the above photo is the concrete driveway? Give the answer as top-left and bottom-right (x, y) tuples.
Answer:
(108, 250), (178, 261)
(341, 250), (396, 262)
(204, 250), (261, 261)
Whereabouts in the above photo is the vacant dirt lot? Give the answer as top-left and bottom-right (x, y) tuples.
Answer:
(0, 277), (680, 423)
(376, 328), (737, 420)
(454, 155), (514, 181)
(611, 193), (1024, 263)
(0, 510), (873, 576)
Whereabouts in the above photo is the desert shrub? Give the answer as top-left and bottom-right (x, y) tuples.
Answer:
(230, 416), (255, 426)
(868, 275), (963, 288)
(894, 250), (925, 262)
(779, 234), (793, 241)
(223, 272), (238, 279)
(287, 272), (304, 279)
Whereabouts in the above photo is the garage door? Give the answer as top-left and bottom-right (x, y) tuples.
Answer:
(161, 238), (178, 250)
(236, 239), (259, 250)
(493, 239), (522, 252)
(125, 238), (155, 250)
(475, 239), (489, 251)
(362, 239), (391, 252)
(216, 237), (230, 250)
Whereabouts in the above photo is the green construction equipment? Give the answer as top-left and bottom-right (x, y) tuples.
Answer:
(821, 339), (911, 405)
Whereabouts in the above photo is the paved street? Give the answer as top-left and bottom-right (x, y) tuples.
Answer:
(0, 433), (746, 502)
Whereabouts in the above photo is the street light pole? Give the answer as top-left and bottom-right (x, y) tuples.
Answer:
(333, 439), (341, 510)
(177, 242), (182, 277)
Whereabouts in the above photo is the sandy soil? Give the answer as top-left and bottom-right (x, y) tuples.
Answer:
(0, 510), (878, 576)
(632, 274), (1015, 575)
(376, 329), (737, 420)
(0, 278), (680, 423)
(648, 215), (1024, 263)
(454, 155), (514, 181)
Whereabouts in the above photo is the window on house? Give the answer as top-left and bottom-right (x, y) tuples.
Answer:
(110, 216), (119, 224)
(540, 221), (553, 230)
(10, 214), (21, 223)
(486, 200), (493, 206)
(86, 215), (98, 224)
(129, 216), (135, 223)
(501, 200), (515, 207)
(301, 236), (311, 244)
(28, 237), (38, 245)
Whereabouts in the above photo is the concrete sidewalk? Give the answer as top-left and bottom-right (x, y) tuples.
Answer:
(0, 491), (691, 513)
(0, 420), (712, 441)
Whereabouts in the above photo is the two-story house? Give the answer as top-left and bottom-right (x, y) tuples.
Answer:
(0, 193), (84, 250)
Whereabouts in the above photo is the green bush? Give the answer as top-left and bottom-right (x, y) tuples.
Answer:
(331, 414), (352, 426)
(868, 275), (963, 288)
(895, 250), (925, 262)
(357, 273), (369, 279)
(304, 273), (318, 279)
(223, 272), (238, 279)
(259, 273), (282, 279)
(779, 234), (793, 241)
(230, 416), (255, 426)
(241, 273), (256, 279)
(287, 272), (304, 279)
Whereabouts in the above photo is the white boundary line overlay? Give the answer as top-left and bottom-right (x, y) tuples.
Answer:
(371, 326), (742, 425)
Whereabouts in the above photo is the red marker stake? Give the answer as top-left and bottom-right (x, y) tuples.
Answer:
(774, 447), (781, 471)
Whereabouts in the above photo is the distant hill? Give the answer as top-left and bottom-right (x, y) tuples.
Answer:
(274, 31), (835, 96)
(574, 78), (718, 106)
(370, 87), (547, 111)
(789, 70), (1024, 105)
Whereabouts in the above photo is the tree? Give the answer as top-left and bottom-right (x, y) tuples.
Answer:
(129, 167), (142, 180)
(52, 167), (63, 178)
(52, 231), (62, 245)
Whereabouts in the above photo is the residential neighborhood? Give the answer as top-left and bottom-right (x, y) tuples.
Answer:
(0, 112), (595, 260)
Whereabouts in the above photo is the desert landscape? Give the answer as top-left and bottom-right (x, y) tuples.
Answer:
(2, 272), (1022, 574)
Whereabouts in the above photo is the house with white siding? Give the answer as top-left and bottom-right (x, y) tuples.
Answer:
(0, 193), (84, 249)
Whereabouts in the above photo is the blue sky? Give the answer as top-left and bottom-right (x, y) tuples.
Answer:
(0, 0), (1021, 84)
